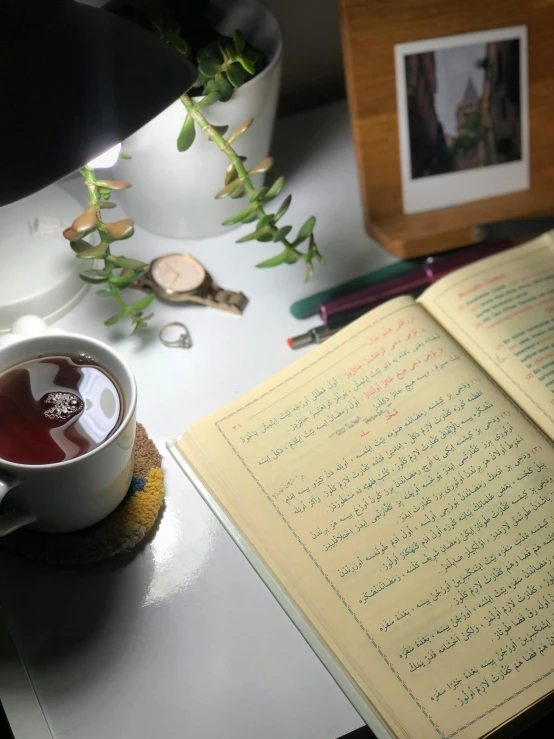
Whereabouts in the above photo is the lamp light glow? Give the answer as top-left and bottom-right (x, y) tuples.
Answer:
(87, 143), (122, 169)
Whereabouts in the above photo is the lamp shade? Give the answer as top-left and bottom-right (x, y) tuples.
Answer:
(0, 0), (197, 206)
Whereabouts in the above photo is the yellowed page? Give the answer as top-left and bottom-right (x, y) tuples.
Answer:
(419, 232), (554, 441)
(176, 297), (554, 739)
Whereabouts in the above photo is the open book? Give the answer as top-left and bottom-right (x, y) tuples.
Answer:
(169, 233), (554, 739)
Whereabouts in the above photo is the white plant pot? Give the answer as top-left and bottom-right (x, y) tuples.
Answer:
(114, 0), (283, 240)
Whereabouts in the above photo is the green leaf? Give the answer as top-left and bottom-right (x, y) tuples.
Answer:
(218, 36), (235, 61)
(230, 184), (246, 199)
(104, 313), (124, 326)
(78, 168), (87, 177)
(256, 250), (291, 268)
(221, 202), (257, 226)
(99, 201), (117, 209)
(273, 225), (292, 242)
(242, 211), (258, 224)
(236, 225), (273, 243)
(95, 180), (131, 190)
(131, 318), (151, 335)
(214, 72), (233, 102)
(215, 178), (243, 199)
(119, 151), (132, 160)
(243, 47), (259, 65)
(202, 78), (218, 97)
(285, 251), (300, 264)
(293, 216), (316, 246)
(129, 293), (156, 312)
(197, 42), (223, 77)
(224, 157), (246, 186)
(307, 234), (324, 264)
(257, 213), (275, 229)
(130, 312), (153, 334)
(211, 124), (229, 136)
(228, 118), (253, 145)
(248, 157), (274, 176)
(194, 91), (220, 110)
(177, 115), (196, 152)
(169, 34), (188, 55)
(80, 274), (108, 284)
(108, 256), (148, 270)
(249, 187), (268, 202)
(109, 271), (142, 288)
(103, 219), (134, 242)
(76, 243), (109, 260)
(70, 239), (94, 255)
(194, 70), (208, 88)
(237, 56), (255, 75)
(233, 30), (246, 54)
(84, 268), (111, 278)
(227, 62), (246, 88)
(68, 205), (97, 235)
(264, 176), (285, 201)
(275, 195), (292, 222)
(96, 289), (116, 296)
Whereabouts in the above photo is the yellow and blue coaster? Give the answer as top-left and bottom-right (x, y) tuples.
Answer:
(0, 424), (164, 565)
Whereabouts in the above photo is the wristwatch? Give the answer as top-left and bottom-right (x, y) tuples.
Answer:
(131, 253), (248, 315)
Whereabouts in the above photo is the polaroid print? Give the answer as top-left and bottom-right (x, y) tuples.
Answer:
(394, 26), (529, 215)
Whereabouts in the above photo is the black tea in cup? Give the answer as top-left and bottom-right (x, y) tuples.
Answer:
(0, 353), (122, 465)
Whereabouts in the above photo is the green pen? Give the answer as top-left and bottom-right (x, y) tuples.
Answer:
(290, 260), (422, 319)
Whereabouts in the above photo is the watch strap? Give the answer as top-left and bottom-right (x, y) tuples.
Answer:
(190, 281), (249, 314)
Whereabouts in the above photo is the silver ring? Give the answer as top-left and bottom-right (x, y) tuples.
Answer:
(159, 322), (192, 348)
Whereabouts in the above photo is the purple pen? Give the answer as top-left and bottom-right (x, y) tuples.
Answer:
(318, 241), (514, 324)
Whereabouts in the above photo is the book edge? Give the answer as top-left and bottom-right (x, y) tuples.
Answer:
(166, 436), (394, 739)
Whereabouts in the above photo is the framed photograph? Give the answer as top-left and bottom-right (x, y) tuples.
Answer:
(395, 26), (529, 214)
(338, 1), (554, 259)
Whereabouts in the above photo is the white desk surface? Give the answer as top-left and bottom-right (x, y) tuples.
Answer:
(0, 100), (396, 739)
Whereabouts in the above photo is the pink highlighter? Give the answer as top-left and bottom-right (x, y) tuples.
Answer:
(317, 241), (514, 324)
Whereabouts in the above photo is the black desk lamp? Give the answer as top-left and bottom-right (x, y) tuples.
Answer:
(1, 0), (197, 205)
(0, 0), (196, 328)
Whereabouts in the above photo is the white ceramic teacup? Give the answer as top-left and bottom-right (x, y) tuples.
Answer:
(0, 333), (137, 536)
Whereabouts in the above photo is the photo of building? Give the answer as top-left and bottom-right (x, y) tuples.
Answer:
(404, 38), (522, 179)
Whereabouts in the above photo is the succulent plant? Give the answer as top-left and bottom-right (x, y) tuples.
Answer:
(113, 4), (322, 279)
(63, 166), (152, 333)
(64, 5), (322, 334)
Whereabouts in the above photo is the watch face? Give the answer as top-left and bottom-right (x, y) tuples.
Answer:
(151, 254), (206, 293)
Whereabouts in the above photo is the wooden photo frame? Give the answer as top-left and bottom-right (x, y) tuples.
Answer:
(338, 1), (554, 258)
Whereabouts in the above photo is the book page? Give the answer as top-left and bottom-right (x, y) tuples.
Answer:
(419, 232), (554, 441)
(176, 297), (554, 739)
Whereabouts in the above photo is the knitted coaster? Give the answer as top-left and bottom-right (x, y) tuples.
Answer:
(0, 424), (164, 565)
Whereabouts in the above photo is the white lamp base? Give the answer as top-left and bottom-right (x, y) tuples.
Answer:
(0, 185), (88, 332)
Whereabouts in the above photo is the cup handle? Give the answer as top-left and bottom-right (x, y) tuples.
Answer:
(0, 475), (37, 537)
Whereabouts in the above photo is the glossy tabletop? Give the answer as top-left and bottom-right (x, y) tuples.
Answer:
(0, 101), (396, 739)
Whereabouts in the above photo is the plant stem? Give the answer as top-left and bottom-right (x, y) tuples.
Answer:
(181, 94), (303, 257)
(83, 166), (132, 315)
